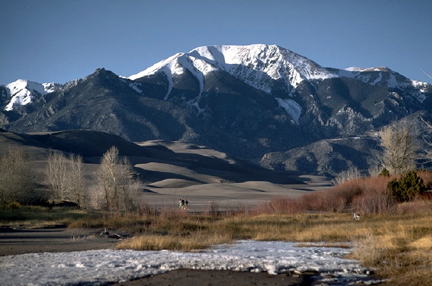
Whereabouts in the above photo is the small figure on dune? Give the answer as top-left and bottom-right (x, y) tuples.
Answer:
(179, 198), (189, 210)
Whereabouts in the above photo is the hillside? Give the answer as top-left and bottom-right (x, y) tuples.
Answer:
(1, 129), (327, 210)
(1, 44), (431, 177)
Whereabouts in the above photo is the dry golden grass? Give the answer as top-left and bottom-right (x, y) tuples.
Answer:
(349, 211), (432, 285)
(117, 232), (234, 251)
(3, 173), (432, 286)
(114, 209), (432, 285)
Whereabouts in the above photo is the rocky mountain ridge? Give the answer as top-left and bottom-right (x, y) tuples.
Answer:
(1, 44), (431, 177)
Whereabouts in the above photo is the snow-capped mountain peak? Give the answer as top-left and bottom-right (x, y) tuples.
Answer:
(129, 44), (337, 94)
(3, 79), (60, 111)
(190, 44), (336, 83)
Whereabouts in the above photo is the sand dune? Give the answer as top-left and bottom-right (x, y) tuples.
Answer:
(0, 129), (332, 211)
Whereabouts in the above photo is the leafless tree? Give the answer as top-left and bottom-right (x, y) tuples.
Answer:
(419, 116), (432, 165)
(333, 166), (362, 185)
(0, 146), (40, 205)
(45, 151), (86, 207)
(95, 146), (140, 213)
(379, 119), (419, 174)
(46, 151), (70, 202)
(69, 154), (86, 208)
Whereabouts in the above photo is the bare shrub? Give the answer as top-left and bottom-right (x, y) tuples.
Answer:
(299, 176), (400, 214)
(351, 176), (395, 214)
(302, 179), (364, 212)
(138, 201), (158, 216)
(257, 173), (429, 216)
(368, 164), (383, 177)
(301, 190), (346, 212)
(395, 199), (432, 215)
(353, 231), (386, 266)
(94, 146), (141, 214)
(204, 200), (219, 217)
(333, 166), (362, 185)
(380, 119), (419, 174)
(46, 151), (69, 202)
(352, 192), (395, 215)
(255, 197), (304, 215)
(0, 146), (42, 205)
(45, 151), (86, 207)
(69, 154), (86, 207)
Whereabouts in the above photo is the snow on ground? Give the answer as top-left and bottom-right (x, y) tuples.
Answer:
(0, 240), (380, 286)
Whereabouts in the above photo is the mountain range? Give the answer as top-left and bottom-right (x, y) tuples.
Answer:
(1, 44), (432, 177)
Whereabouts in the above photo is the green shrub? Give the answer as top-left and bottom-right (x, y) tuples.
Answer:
(379, 168), (390, 177)
(7, 202), (22, 209)
(387, 171), (425, 202)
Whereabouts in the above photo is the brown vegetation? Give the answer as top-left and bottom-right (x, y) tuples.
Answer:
(2, 170), (432, 285)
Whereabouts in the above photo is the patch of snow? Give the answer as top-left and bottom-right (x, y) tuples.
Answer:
(42, 83), (59, 93)
(276, 98), (302, 124)
(4, 79), (58, 111)
(168, 58), (185, 75)
(187, 99), (205, 114)
(345, 67), (389, 73)
(162, 66), (174, 100)
(189, 56), (218, 76)
(339, 68), (431, 103)
(410, 80), (429, 103)
(386, 73), (400, 89)
(119, 78), (144, 94)
(412, 80), (430, 93)
(0, 240), (375, 286)
(371, 73), (383, 85)
(129, 82), (142, 93)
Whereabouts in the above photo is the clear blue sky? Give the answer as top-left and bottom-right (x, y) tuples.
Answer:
(1, 0), (431, 86)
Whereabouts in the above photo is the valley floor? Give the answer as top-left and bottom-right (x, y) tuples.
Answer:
(0, 232), (379, 286)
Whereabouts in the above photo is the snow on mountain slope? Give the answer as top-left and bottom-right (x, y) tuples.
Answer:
(337, 66), (428, 103)
(4, 79), (60, 111)
(126, 44), (431, 124)
(4, 44), (431, 117)
(194, 45), (336, 89)
(129, 44), (337, 95)
(339, 67), (406, 88)
(129, 52), (215, 101)
(275, 98), (302, 124)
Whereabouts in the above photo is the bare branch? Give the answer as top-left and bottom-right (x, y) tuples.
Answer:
(95, 146), (140, 213)
(379, 119), (419, 174)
